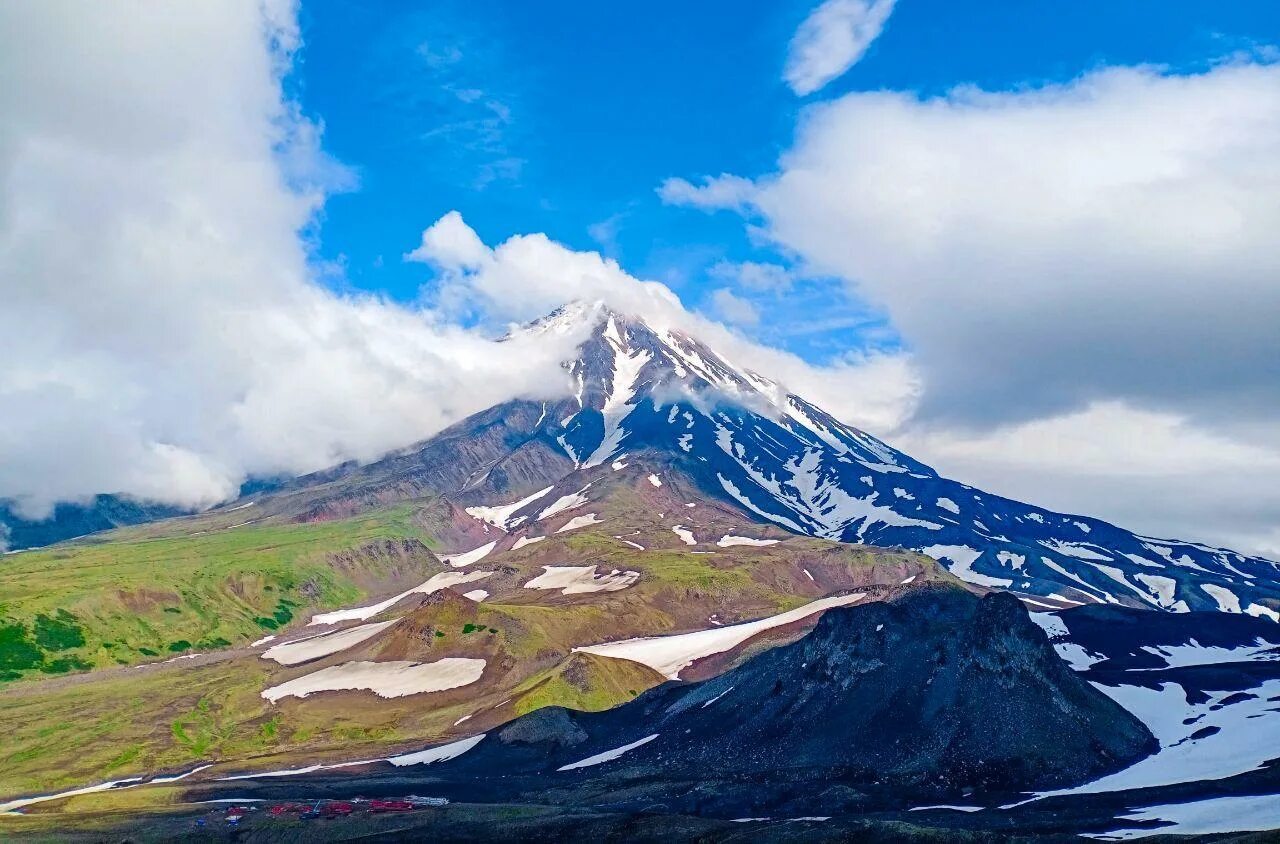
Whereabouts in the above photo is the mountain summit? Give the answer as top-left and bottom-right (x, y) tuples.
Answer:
(62, 300), (1276, 618)
(479, 302), (1279, 617)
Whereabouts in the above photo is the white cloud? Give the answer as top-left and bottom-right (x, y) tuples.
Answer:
(405, 210), (489, 270)
(586, 213), (625, 256)
(9, 5), (1276, 561)
(664, 58), (1280, 554)
(708, 260), (795, 292)
(0, 3), (575, 517)
(407, 211), (919, 435)
(784, 0), (896, 95)
(410, 213), (687, 327)
(657, 173), (757, 212)
(752, 61), (1280, 435)
(903, 402), (1280, 558)
(709, 288), (760, 325)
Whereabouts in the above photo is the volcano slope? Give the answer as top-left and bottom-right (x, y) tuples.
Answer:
(0, 457), (944, 803)
(189, 588), (1156, 816)
(3, 301), (1279, 828)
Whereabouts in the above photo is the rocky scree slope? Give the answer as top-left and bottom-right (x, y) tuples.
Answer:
(212, 587), (1156, 808)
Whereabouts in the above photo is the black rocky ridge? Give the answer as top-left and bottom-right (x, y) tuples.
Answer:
(205, 587), (1157, 816)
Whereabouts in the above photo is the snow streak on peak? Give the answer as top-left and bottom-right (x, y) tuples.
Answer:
(508, 303), (1280, 617)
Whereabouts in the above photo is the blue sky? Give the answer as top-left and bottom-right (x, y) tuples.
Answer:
(295, 0), (1277, 361)
(5, 2), (1280, 553)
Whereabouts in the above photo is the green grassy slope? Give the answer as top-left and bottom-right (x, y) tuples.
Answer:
(0, 469), (956, 806)
(0, 505), (439, 682)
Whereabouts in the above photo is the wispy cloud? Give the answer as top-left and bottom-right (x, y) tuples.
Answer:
(784, 0), (896, 95)
(656, 173), (756, 211)
(398, 16), (524, 189)
(708, 260), (795, 292)
(709, 288), (761, 325)
(587, 212), (626, 257)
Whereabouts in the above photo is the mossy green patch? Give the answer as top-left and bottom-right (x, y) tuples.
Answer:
(33, 609), (86, 651)
(39, 655), (92, 674)
(512, 653), (665, 716)
(0, 504), (440, 682)
(0, 622), (42, 671)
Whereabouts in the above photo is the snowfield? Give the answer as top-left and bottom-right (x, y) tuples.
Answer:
(1030, 679), (1280, 797)
(575, 593), (866, 678)
(1095, 793), (1280, 839)
(438, 540), (498, 568)
(465, 487), (553, 529)
(716, 534), (780, 547)
(1022, 615), (1280, 808)
(523, 565), (639, 594)
(556, 513), (603, 533)
(557, 734), (659, 771)
(262, 620), (398, 665)
(261, 658), (486, 702)
(309, 570), (492, 625)
(387, 734), (486, 767)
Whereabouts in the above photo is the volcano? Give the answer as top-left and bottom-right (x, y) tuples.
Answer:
(243, 301), (1280, 619)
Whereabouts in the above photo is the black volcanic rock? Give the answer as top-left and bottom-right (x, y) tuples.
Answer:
(409, 587), (1157, 796)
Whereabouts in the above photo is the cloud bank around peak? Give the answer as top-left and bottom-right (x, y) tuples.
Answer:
(0, 3), (576, 518)
(0, 0), (914, 519)
(406, 210), (921, 436)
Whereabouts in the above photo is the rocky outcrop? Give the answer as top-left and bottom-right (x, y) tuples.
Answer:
(396, 586), (1157, 796)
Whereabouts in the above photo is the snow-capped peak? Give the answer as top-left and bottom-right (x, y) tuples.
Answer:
(511, 303), (1280, 618)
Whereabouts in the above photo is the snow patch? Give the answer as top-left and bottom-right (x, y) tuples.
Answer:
(309, 570), (492, 625)
(558, 734), (659, 771)
(438, 540), (498, 568)
(523, 565), (639, 594)
(555, 513), (603, 533)
(537, 486), (591, 521)
(576, 593), (866, 679)
(919, 545), (1012, 588)
(582, 325), (651, 467)
(261, 658), (486, 702)
(465, 487), (553, 529)
(262, 620), (398, 666)
(1201, 583), (1241, 613)
(1040, 539), (1113, 561)
(715, 534), (780, 548)
(387, 734), (486, 767)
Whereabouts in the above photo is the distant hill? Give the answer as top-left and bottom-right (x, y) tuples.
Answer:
(0, 495), (189, 552)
